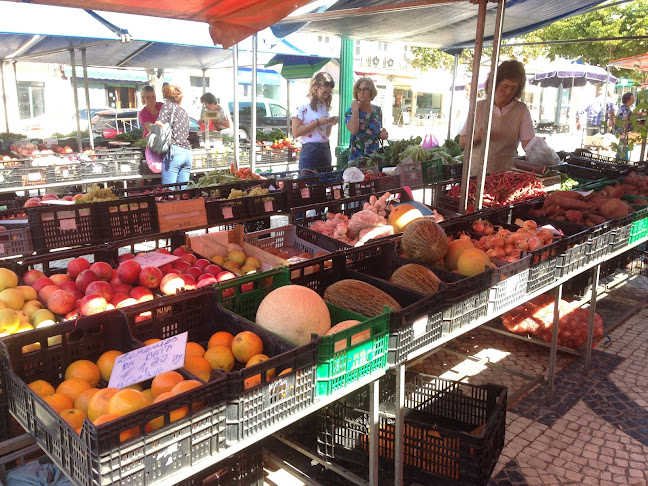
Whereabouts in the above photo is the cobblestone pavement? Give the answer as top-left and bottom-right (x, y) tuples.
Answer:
(410, 270), (648, 486)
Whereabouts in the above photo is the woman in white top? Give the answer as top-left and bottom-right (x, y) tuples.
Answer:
(459, 60), (535, 176)
(292, 72), (339, 172)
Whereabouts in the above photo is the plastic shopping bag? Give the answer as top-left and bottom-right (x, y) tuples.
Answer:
(525, 137), (560, 166)
(421, 134), (438, 149)
(343, 167), (365, 183)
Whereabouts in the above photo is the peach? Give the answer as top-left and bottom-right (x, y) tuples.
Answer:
(64, 308), (82, 320)
(60, 281), (77, 292)
(75, 270), (99, 293)
(23, 198), (41, 207)
(196, 275), (217, 288)
(180, 274), (196, 290)
(172, 247), (186, 257)
(179, 253), (197, 265)
(193, 259), (210, 271)
(67, 258), (90, 279)
(171, 260), (191, 274)
(117, 260), (141, 285)
(156, 248), (171, 255)
(112, 283), (132, 295)
(138, 266), (163, 289)
(32, 277), (55, 294)
(78, 295), (107, 316)
(216, 271), (236, 282)
(47, 290), (76, 315)
(129, 286), (154, 303)
(85, 281), (113, 301)
(41, 193), (59, 201)
(89, 262), (113, 282)
(159, 264), (173, 274)
(22, 269), (46, 286)
(183, 267), (202, 281)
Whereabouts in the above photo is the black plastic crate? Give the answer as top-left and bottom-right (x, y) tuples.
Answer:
(318, 170), (345, 201)
(121, 287), (318, 445)
(560, 163), (605, 181)
(443, 163), (464, 180)
(608, 214), (633, 253)
(318, 372), (507, 486)
(564, 153), (631, 179)
(113, 182), (197, 201)
(0, 208), (33, 257)
(348, 174), (400, 197)
(245, 190), (287, 218)
(0, 313), (227, 486)
(397, 160), (424, 188)
(180, 444), (264, 485)
(289, 245), (446, 366)
(27, 203), (98, 252)
(205, 196), (248, 225)
(281, 175), (326, 206)
(245, 224), (348, 256)
(93, 195), (158, 242)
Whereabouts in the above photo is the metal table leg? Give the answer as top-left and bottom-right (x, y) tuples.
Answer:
(394, 364), (405, 486)
(547, 283), (562, 405)
(584, 264), (600, 374)
(369, 379), (379, 486)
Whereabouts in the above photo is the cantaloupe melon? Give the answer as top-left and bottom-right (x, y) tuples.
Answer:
(401, 218), (448, 265)
(388, 204), (423, 234)
(255, 285), (331, 346)
(390, 264), (440, 295)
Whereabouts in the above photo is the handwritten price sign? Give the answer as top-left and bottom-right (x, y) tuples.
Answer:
(108, 332), (188, 389)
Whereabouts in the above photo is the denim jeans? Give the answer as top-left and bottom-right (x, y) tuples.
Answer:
(162, 145), (192, 185)
(298, 142), (332, 171)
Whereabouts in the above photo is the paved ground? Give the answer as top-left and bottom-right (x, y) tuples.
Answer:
(263, 262), (648, 485)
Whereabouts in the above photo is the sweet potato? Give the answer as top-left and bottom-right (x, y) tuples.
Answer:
(565, 210), (583, 223)
(587, 213), (606, 225)
(548, 190), (584, 199)
(600, 198), (629, 219)
(546, 194), (595, 210)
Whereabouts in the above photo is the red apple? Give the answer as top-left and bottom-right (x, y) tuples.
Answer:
(85, 280), (113, 302)
(164, 269), (181, 276)
(135, 311), (152, 323)
(118, 253), (135, 263)
(203, 264), (222, 277)
(109, 272), (122, 287)
(79, 294), (107, 316)
(22, 269), (46, 286)
(241, 282), (254, 293)
(110, 293), (130, 307)
(159, 264), (173, 274)
(75, 269), (99, 293)
(172, 247), (187, 257)
(71, 290), (85, 302)
(60, 281), (77, 293)
(216, 271), (236, 282)
(156, 248), (171, 255)
(112, 283), (133, 295)
(180, 274), (196, 290)
(65, 308), (82, 320)
(196, 275), (217, 288)
(116, 298), (139, 309)
(50, 273), (73, 287)
(171, 260), (191, 274)
(183, 267), (202, 281)
(179, 253), (197, 265)
(67, 257), (91, 279)
(221, 288), (235, 298)
(23, 198), (41, 207)
(130, 286), (154, 303)
(47, 290), (76, 315)
(105, 303), (115, 311)
(39, 284), (61, 303)
(32, 277), (55, 294)
(193, 259), (210, 271)
(41, 193), (58, 201)
(90, 262), (113, 282)
(138, 266), (163, 289)
(117, 260), (142, 285)
(159, 273), (185, 296)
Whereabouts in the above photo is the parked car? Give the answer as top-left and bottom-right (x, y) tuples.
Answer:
(91, 108), (201, 147)
(21, 108), (109, 137)
(227, 98), (290, 140)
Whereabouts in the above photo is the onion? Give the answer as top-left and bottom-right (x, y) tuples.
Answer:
(497, 247), (506, 258)
(522, 220), (537, 231)
(505, 244), (515, 255)
(491, 237), (505, 248)
(528, 237), (543, 251)
(516, 240), (529, 251)
(472, 222), (485, 235)
(487, 248), (499, 258)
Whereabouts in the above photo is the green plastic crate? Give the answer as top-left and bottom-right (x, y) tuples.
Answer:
(215, 268), (390, 397)
(421, 158), (443, 184)
(630, 207), (648, 244)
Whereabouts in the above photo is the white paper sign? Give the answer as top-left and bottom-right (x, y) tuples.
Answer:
(264, 201), (274, 212)
(334, 189), (341, 200)
(59, 218), (77, 231)
(108, 332), (188, 389)
(300, 187), (310, 199)
(132, 252), (179, 268)
(28, 172), (43, 182)
(412, 316), (427, 339)
(222, 206), (233, 219)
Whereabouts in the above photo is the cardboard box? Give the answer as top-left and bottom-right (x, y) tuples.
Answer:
(157, 197), (207, 233)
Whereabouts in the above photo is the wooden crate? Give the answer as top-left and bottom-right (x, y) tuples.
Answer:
(156, 197), (207, 232)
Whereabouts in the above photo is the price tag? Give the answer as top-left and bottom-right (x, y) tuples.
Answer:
(300, 187), (310, 199)
(410, 172), (416, 180)
(62, 169), (70, 178)
(92, 164), (103, 175)
(120, 164), (131, 173)
(222, 206), (233, 219)
(59, 218), (77, 231)
(264, 201), (274, 212)
(133, 252), (179, 268)
(0, 244), (4, 255)
(28, 172), (42, 182)
(334, 189), (341, 200)
(412, 316), (427, 339)
(108, 333), (188, 389)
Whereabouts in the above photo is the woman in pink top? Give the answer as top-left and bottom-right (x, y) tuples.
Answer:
(139, 85), (164, 172)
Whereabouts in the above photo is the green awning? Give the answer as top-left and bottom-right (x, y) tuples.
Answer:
(266, 55), (332, 80)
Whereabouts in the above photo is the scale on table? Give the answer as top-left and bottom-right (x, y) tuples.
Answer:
(511, 157), (564, 191)
(202, 110), (224, 149)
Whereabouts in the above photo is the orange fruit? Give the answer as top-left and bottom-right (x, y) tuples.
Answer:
(231, 331), (263, 363)
(87, 388), (120, 422)
(122, 383), (143, 392)
(278, 368), (292, 377)
(92, 413), (138, 442)
(59, 408), (87, 432)
(141, 389), (155, 404)
(208, 331), (234, 349)
(143, 338), (161, 346)
(65, 360), (101, 387)
(151, 371), (184, 398)
(184, 356), (211, 376)
(204, 345), (235, 372)
(171, 380), (204, 411)
(96, 350), (123, 382)
(74, 388), (100, 416)
(145, 392), (189, 432)
(107, 389), (148, 417)
(185, 342), (205, 358)
(43, 393), (74, 414)
(244, 375), (261, 390)
(193, 370), (211, 382)
(56, 378), (92, 403)
(245, 354), (275, 379)
(28, 379), (55, 398)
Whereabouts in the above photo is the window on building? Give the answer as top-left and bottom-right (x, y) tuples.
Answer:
(17, 82), (45, 119)
(355, 40), (361, 55)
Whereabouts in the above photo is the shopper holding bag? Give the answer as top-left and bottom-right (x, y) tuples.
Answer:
(345, 77), (388, 161)
(155, 85), (192, 185)
(139, 85), (163, 174)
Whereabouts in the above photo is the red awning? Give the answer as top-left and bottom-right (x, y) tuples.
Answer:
(1, 0), (312, 48)
(608, 53), (648, 73)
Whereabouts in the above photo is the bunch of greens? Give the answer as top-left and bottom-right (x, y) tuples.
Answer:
(187, 171), (241, 188)
(382, 136), (422, 164)
(427, 138), (464, 164)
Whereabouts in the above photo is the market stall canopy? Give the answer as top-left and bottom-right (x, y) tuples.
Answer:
(273, 0), (609, 53)
(608, 53), (648, 73)
(265, 55), (334, 79)
(0, 3), (317, 69)
(529, 61), (618, 88)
